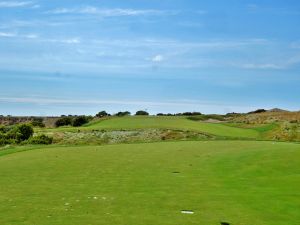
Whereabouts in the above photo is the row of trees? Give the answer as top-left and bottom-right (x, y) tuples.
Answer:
(55, 115), (92, 127)
(95, 110), (149, 118)
(95, 111), (202, 118)
(156, 112), (202, 116)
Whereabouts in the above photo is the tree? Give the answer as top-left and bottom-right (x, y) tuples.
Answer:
(135, 110), (149, 116)
(182, 112), (202, 116)
(55, 117), (72, 127)
(96, 111), (110, 118)
(248, 109), (267, 114)
(72, 116), (90, 127)
(17, 124), (34, 141)
(115, 111), (131, 117)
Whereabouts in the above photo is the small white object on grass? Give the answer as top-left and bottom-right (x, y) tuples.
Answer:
(181, 210), (194, 214)
(93, 197), (98, 200)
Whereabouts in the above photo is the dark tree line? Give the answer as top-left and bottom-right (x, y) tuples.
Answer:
(55, 115), (92, 127)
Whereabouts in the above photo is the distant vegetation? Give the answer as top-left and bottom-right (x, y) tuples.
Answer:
(115, 111), (131, 117)
(30, 117), (45, 127)
(55, 115), (92, 127)
(248, 109), (267, 114)
(157, 112), (202, 116)
(135, 110), (149, 116)
(95, 111), (110, 118)
(0, 109), (299, 146)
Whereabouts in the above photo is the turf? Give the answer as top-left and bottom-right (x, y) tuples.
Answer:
(47, 116), (260, 139)
(0, 141), (299, 225)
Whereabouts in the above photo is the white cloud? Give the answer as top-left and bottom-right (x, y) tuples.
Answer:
(31, 4), (39, 9)
(24, 34), (38, 39)
(0, 32), (40, 39)
(242, 63), (284, 70)
(0, 1), (33, 8)
(61, 38), (80, 44)
(0, 32), (16, 37)
(152, 55), (164, 62)
(47, 6), (176, 17)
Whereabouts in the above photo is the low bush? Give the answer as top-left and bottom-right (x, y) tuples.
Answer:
(31, 118), (45, 127)
(55, 117), (73, 127)
(28, 134), (53, 145)
(72, 116), (90, 127)
(0, 124), (34, 145)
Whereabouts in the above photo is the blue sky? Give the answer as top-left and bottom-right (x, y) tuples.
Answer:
(0, 0), (299, 116)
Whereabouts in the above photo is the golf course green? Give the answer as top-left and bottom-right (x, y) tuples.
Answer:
(0, 141), (299, 225)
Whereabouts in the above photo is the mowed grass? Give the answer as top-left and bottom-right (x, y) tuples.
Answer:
(77, 116), (259, 139)
(0, 141), (299, 225)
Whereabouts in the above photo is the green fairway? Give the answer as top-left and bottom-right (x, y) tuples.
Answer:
(48, 116), (261, 139)
(0, 141), (299, 225)
(87, 117), (259, 138)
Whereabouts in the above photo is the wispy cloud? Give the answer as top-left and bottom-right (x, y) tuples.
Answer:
(241, 63), (284, 70)
(151, 55), (164, 62)
(0, 32), (40, 39)
(0, 96), (204, 107)
(0, 32), (16, 37)
(0, 96), (255, 112)
(246, 3), (300, 15)
(47, 6), (177, 17)
(0, 1), (33, 8)
(0, 19), (72, 29)
(46, 38), (81, 44)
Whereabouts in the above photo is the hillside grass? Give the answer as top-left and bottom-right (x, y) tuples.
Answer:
(0, 141), (299, 225)
(42, 116), (261, 139)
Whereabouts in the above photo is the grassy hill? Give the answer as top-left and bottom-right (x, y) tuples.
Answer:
(46, 116), (262, 139)
(0, 141), (299, 225)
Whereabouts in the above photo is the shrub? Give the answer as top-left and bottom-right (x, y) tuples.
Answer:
(16, 124), (34, 141)
(248, 109), (267, 114)
(135, 110), (149, 116)
(96, 111), (110, 118)
(29, 134), (53, 145)
(182, 112), (202, 116)
(115, 111), (131, 117)
(4, 124), (33, 143)
(0, 124), (34, 145)
(55, 117), (73, 127)
(72, 116), (90, 127)
(31, 118), (45, 127)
